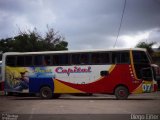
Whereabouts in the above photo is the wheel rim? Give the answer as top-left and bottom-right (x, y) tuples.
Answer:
(42, 90), (49, 98)
(119, 90), (125, 97)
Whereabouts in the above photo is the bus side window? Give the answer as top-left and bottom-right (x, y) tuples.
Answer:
(80, 54), (89, 64)
(6, 56), (16, 66)
(53, 55), (59, 65)
(91, 52), (110, 64)
(34, 55), (43, 66)
(52, 54), (69, 66)
(112, 52), (129, 64)
(17, 56), (25, 66)
(121, 52), (129, 63)
(72, 54), (81, 65)
(99, 53), (110, 64)
(112, 53), (121, 64)
(71, 53), (89, 65)
(25, 56), (33, 66)
(59, 54), (69, 65)
(91, 53), (99, 64)
(44, 55), (51, 65)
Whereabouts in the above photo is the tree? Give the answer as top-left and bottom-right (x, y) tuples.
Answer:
(0, 38), (15, 52)
(0, 27), (68, 52)
(135, 41), (156, 56)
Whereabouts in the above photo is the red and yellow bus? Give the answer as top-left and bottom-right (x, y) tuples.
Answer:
(1, 48), (158, 99)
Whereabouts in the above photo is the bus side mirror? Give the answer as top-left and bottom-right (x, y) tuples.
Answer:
(100, 71), (109, 77)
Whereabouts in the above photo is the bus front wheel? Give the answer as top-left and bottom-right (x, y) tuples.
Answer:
(114, 86), (129, 100)
(40, 86), (53, 99)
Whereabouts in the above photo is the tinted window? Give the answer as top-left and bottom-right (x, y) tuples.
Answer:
(71, 53), (89, 65)
(17, 56), (25, 66)
(133, 51), (149, 64)
(80, 54), (89, 64)
(121, 52), (130, 63)
(6, 56), (16, 66)
(44, 55), (51, 65)
(112, 52), (129, 64)
(72, 54), (80, 64)
(53, 54), (69, 65)
(53, 55), (59, 65)
(91, 52), (110, 64)
(25, 56), (33, 66)
(34, 55), (43, 66)
(112, 53), (121, 63)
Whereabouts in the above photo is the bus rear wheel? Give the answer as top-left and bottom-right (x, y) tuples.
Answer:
(40, 86), (53, 99)
(115, 86), (129, 100)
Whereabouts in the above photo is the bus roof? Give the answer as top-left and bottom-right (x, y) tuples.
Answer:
(3, 48), (146, 56)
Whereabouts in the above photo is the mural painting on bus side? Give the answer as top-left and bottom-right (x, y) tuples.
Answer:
(5, 66), (30, 92)
(5, 66), (55, 92)
(5, 66), (92, 92)
(14, 71), (29, 91)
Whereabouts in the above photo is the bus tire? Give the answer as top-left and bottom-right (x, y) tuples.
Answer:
(40, 86), (53, 99)
(114, 86), (129, 100)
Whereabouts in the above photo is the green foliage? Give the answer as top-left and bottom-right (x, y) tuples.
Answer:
(0, 27), (68, 52)
(135, 41), (156, 56)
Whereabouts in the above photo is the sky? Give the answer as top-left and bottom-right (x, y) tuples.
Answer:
(0, 0), (160, 50)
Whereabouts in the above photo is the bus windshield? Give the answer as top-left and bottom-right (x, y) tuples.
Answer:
(132, 51), (153, 81)
(132, 51), (150, 64)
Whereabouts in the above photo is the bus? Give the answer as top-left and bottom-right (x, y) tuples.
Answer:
(1, 48), (158, 99)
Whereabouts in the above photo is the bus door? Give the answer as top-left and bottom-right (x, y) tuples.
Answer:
(132, 51), (154, 93)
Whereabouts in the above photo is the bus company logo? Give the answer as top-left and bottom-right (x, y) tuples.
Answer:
(55, 66), (92, 76)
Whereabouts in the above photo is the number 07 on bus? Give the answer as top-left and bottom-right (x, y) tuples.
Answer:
(0, 48), (158, 99)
